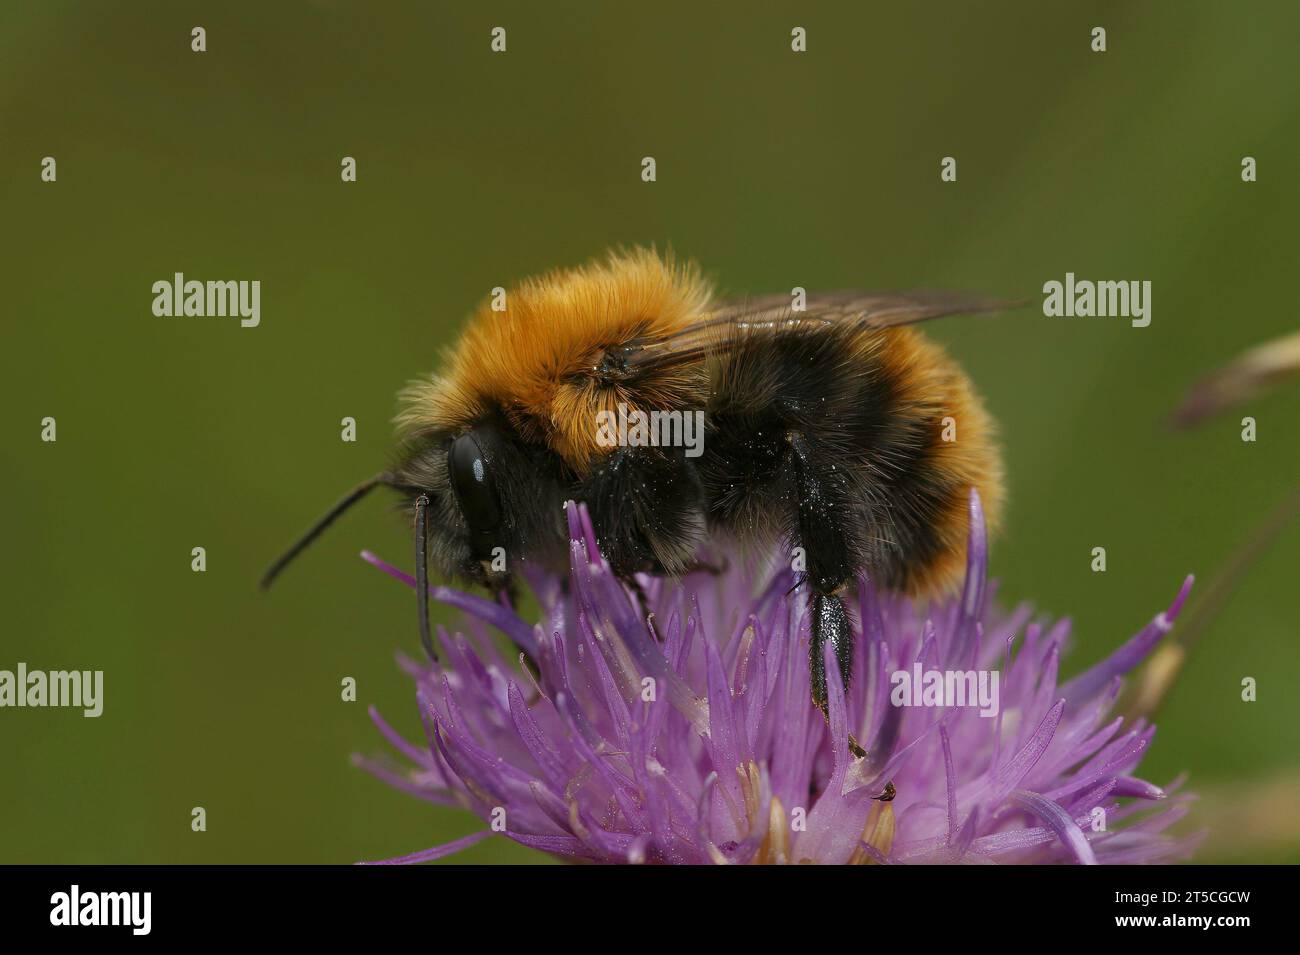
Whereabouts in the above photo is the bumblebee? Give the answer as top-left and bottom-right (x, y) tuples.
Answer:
(263, 249), (1008, 720)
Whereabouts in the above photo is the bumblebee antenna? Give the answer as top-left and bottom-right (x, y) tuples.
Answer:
(414, 493), (437, 662)
(260, 472), (392, 590)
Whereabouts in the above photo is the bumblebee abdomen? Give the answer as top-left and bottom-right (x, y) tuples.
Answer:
(700, 323), (1002, 596)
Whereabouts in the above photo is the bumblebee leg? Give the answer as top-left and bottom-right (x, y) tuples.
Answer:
(414, 493), (437, 663)
(809, 590), (853, 713)
(786, 431), (857, 700)
(808, 590), (866, 757)
(786, 432), (867, 757)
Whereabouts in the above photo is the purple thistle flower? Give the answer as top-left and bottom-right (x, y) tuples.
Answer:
(357, 490), (1201, 864)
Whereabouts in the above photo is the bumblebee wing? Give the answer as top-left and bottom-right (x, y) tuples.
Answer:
(713, 290), (1022, 329)
(608, 291), (1023, 378)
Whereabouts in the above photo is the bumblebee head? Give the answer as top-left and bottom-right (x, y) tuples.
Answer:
(396, 410), (574, 580)
(261, 413), (568, 662)
(390, 421), (513, 589)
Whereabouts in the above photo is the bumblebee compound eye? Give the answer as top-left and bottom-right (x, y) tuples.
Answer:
(447, 428), (503, 549)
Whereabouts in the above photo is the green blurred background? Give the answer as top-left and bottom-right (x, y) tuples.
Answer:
(2, 0), (1297, 864)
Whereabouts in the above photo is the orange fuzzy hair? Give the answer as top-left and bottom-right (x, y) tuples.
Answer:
(397, 248), (713, 474)
(871, 327), (1005, 595)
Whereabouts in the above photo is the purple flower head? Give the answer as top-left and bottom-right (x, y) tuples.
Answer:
(358, 490), (1201, 864)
